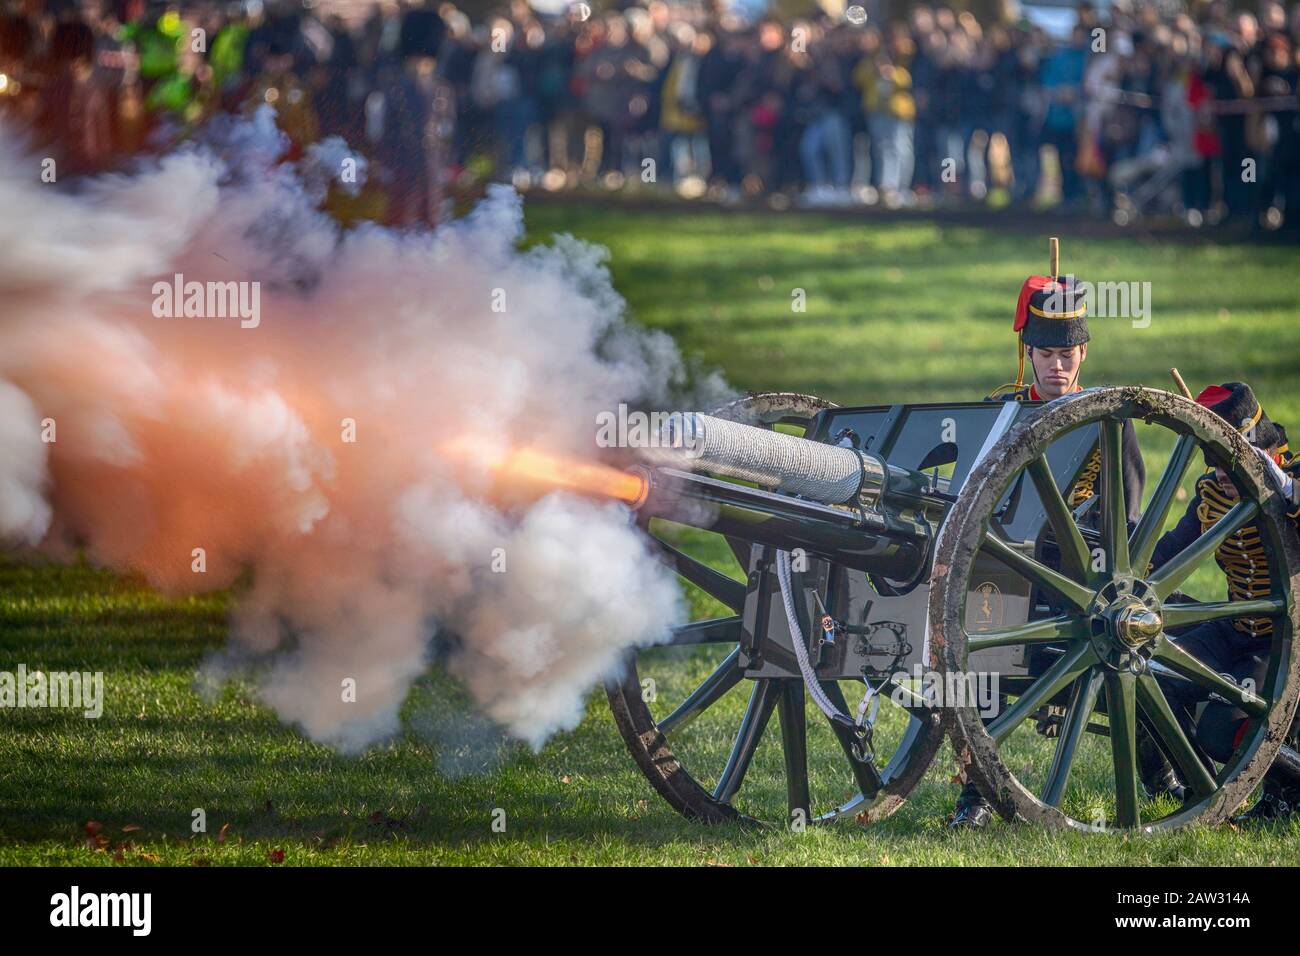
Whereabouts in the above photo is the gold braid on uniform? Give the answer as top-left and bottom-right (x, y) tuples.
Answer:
(1069, 447), (1102, 508)
(1196, 476), (1273, 637)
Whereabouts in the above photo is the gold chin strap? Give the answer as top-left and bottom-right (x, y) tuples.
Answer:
(1240, 404), (1264, 434)
(1065, 360), (1083, 395)
(993, 340), (1083, 399)
(988, 333), (1029, 397)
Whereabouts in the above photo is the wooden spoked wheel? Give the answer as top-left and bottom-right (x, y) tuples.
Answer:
(934, 386), (1300, 831)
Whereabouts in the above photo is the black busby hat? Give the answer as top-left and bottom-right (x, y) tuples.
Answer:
(999, 239), (1091, 394)
(1016, 274), (1090, 349)
(1195, 382), (1284, 451)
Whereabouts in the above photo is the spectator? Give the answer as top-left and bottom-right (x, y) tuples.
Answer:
(0, 0), (1296, 235)
(658, 22), (707, 187)
(1040, 23), (1089, 208)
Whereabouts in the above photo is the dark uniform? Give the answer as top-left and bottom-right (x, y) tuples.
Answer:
(951, 271), (1147, 828)
(996, 382), (1145, 524)
(1149, 383), (1300, 821)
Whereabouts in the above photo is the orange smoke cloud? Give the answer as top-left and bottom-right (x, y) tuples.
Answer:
(0, 111), (720, 751)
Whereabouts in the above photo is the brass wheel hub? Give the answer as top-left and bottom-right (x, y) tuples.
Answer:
(1086, 577), (1165, 667)
(1113, 601), (1163, 649)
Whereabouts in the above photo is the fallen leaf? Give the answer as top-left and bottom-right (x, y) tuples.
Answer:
(268, 848), (285, 864)
(217, 822), (231, 844)
(84, 820), (103, 837)
(121, 824), (143, 833)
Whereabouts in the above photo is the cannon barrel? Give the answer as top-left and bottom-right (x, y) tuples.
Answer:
(633, 467), (931, 577)
(655, 411), (935, 510)
(632, 413), (946, 579)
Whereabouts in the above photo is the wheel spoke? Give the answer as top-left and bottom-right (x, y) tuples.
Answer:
(822, 681), (884, 798)
(967, 614), (1077, 653)
(725, 536), (754, 570)
(1129, 434), (1197, 572)
(989, 641), (1097, 743)
(1105, 669), (1141, 828)
(1135, 672), (1218, 799)
(1027, 454), (1091, 584)
(1153, 639), (1270, 718)
(1161, 597), (1285, 630)
(1149, 499), (1260, 600)
(1100, 418), (1131, 578)
(981, 532), (1095, 612)
(667, 616), (744, 647)
(658, 647), (745, 736)
(648, 536), (747, 613)
(1041, 667), (1104, 807)
(714, 679), (779, 803)
(777, 680), (811, 822)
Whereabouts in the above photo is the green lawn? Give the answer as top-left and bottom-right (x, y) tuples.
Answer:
(2, 205), (1299, 865)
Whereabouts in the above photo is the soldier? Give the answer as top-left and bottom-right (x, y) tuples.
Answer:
(1150, 382), (1300, 823)
(949, 256), (1148, 829)
(987, 270), (1146, 518)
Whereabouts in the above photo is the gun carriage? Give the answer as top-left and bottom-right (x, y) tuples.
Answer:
(606, 386), (1300, 832)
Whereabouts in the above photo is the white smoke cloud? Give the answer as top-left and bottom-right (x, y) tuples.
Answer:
(0, 110), (722, 752)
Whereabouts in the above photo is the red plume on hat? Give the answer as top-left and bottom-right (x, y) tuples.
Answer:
(1014, 275), (1056, 334)
(1194, 382), (1283, 458)
(1194, 385), (1233, 409)
(1004, 274), (1057, 392)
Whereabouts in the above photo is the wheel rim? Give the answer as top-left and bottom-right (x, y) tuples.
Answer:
(607, 392), (943, 827)
(934, 386), (1300, 832)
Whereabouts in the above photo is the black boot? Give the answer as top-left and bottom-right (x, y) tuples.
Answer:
(949, 780), (993, 829)
(1138, 730), (1187, 803)
(1233, 751), (1300, 826)
(1231, 778), (1300, 826)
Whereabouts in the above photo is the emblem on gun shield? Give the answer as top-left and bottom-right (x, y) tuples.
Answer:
(972, 581), (1004, 630)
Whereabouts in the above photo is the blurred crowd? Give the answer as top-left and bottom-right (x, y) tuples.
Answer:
(3, 0), (1300, 231)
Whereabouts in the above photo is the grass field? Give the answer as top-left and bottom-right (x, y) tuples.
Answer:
(2, 204), (1299, 866)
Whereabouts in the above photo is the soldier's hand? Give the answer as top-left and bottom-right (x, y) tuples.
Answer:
(1253, 446), (1299, 505)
